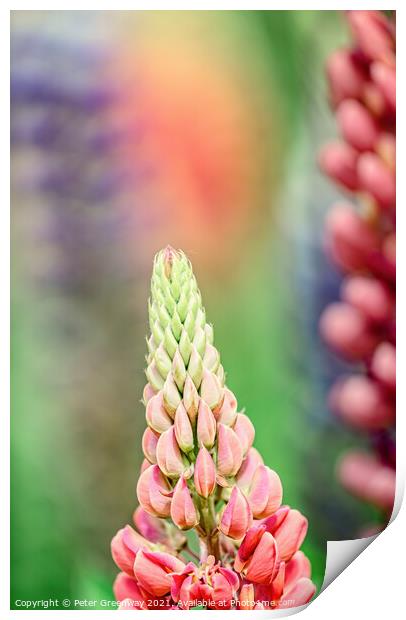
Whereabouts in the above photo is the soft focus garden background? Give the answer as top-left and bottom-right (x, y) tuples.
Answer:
(11, 10), (381, 609)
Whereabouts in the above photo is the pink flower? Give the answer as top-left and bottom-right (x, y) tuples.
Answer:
(236, 447), (263, 490)
(217, 423), (243, 477)
(145, 392), (172, 434)
(111, 525), (149, 575)
(247, 465), (283, 519)
(142, 427), (159, 464)
(113, 573), (147, 607)
(233, 413), (255, 456)
(133, 506), (167, 544)
(174, 402), (194, 453)
(263, 506), (308, 562)
(171, 557), (239, 610)
(219, 486), (253, 540)
(200, 369), (224, 412)
(136, 464), (172, 517)
(194, 446), (216, 498)
(133, 550), (185, 597)
(337, 451), (396, 510)
(170, 477), (199, 530)
(156, 426), (190, 479)
(216, 388), (238, 425)
(196, 400), (216, 449)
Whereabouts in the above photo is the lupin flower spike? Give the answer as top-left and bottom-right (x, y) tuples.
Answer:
(112, 246), (316, 609)
(319, 10), (396, 524)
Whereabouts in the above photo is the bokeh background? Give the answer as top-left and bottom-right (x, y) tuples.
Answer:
(11, 10), (382, 609)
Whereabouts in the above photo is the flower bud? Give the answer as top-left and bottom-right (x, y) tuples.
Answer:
(200, 368), (224, 411)
(203, 344), (220, 373)
(156, 426), (189, 479)
(162, 373), (181, 417)
(216, 388), (238, 425)
(217, 423), (243, 477)
(187, 345), (203, 389)
(236, 447), (263, 490)
(145, 391), (172, 434)
(247, 465), (283, 519)
(172, 349), (187, 391)
(197, 399), (217, 449)
(142, 383), (155, 405)
(318, 142), (358, 191)
(357, 152), (396, 210)
(194, 446), (216, 498)
(182, 375), (199, 425)
(233, 413), (255, 456)
(193, 326), (206, 357)
(133, 506), (167, 544)
(179, 329), (192, 365)
(145, 360), (164, 392)
(142, 427), (159, 464)
(219, 486), (253, 540)
(337, 99), (379, 151)
(154, 343), (172, 379)
(170, 477), (199, 530)
(174, 402), (194, 453)
(136, 464), (172, 518)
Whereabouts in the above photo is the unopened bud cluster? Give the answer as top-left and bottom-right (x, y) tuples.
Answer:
(111, 247), (316, 609)
(319, 11), (396, 516)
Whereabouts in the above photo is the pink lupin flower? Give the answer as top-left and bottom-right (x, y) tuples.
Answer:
(236, 447), (264, 490)
(142, 383), (156, 406)
(216, 388), (238, 425)
(112, 247), (316, 610)
(284, 550), (311, 589)
(174, 402), (194, 453)
(217, 423), (243, 477)
(136, 464), (172, 517)
(219, 486), (253, 540)
(145, 391), (172, 434)
(111, 525), (150, 575)
(133, 549), (185, 597)
(233, 413), (255, 456)
(170, 477), (199, 530)
(278, 577), (316, 609)
(242, 531), (279, 585)
(318, 142), (358, 191)
(113, 573), (147, 607)
(320, 11), (395, 526)
(196, 399), (216, 449)
(171, 557), (239, 610)
(234, 523), (267, 573)
(200, 368), (224, 411)
(156, 426), (190, 479)
(194, 446), (216, 498)
(264, 507), (308, 562)
(133, 506), (167, 544)
(142, 427), (159, 464)
(247, 464), (283, 519)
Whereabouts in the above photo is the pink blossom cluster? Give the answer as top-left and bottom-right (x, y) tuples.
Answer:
(319, 11), (396, 516)
(112, 506), (314, 610)
(111, 247), (316, 610)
